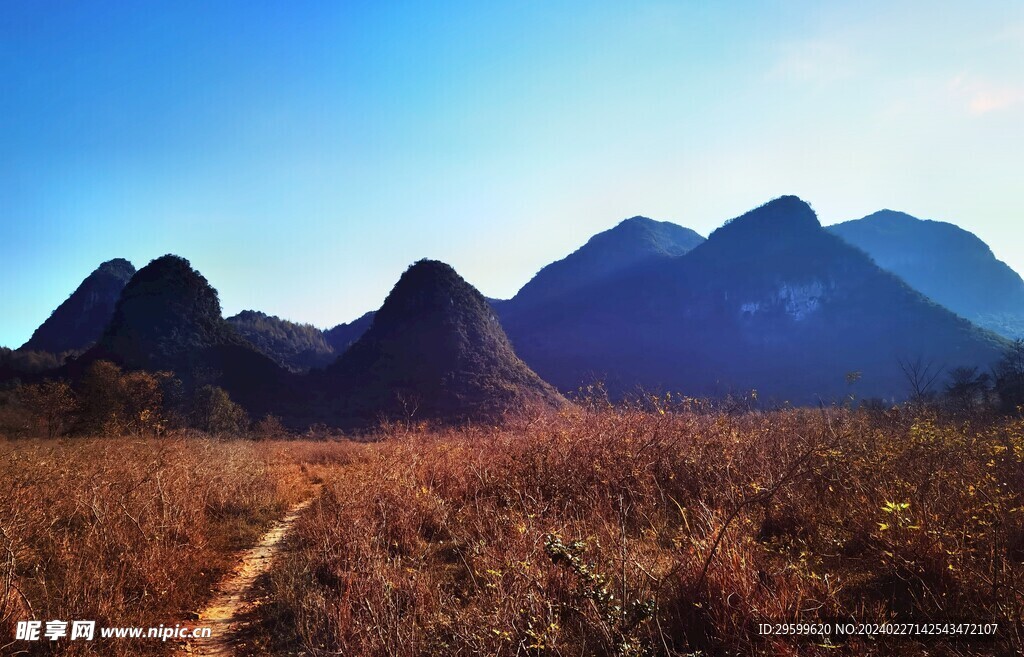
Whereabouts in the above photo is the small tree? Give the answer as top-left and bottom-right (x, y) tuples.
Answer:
(120, 370), (174, 436)
(75, 360), (178, 436)
(191, 385), (248, 435)
(995, 339), (1024, 414)
(898, 356), (944, 405)
(945, 366), (992, 415)
(253, 414), (287, 440)
(20, 380), (77, 438)
(77, 360), (128, 435)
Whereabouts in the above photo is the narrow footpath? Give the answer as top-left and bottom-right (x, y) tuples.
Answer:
(182, 490), (319, 656)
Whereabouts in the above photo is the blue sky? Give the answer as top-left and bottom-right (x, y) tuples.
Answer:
(2, 1), (1023, 346)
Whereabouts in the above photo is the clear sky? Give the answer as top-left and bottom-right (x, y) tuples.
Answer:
(2, 1), (1023, 347)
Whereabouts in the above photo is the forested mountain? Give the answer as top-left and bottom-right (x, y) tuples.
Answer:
(21, 258), (136, 353)
(227, 310), (335, 372)
(829, 211), (1024, 338)
(92, 255), (247, 369)
(321, 260), (564, 427)
(325, 302), (505, 356)
(502, 196), (1008, 403)
(80, 255), (292, 413)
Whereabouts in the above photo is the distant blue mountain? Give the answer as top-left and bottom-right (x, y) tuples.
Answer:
(501, 197), (1008, 403)
(506, 216), (704, 313)
(829, 210), (1024, 339)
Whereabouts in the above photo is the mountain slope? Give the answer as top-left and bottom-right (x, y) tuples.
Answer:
(503, 196), (1008, 403)
(227, 310), (335, 372)
(21, 258), (136, 353)
(829, 210), (1024, 338)
(324, 312), (376, 354)
(323, 260), (564, 427)
(507, 216), (704, 312)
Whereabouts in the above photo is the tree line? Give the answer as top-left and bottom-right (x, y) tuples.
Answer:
(5, 340), (1024, 439)
(895, 339), (1024, 415)
(0, 360), (284, 439)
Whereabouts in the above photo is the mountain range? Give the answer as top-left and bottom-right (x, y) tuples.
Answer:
(5, 196), (1021, 424)
(500, 196), (1007, 402)
(36, 255), (560, 428)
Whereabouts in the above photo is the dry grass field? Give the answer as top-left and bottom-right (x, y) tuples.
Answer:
(253, 403), (1024, 657)
(2, 401), (1023, 656)
(0, 436), (313, 656)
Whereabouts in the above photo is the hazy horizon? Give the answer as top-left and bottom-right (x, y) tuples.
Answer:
(3, 1), (1022, 347)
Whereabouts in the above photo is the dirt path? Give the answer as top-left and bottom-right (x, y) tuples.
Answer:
(183, 490), (319, 656)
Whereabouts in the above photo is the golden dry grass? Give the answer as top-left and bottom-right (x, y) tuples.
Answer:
(249, 404), (1024, 656)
